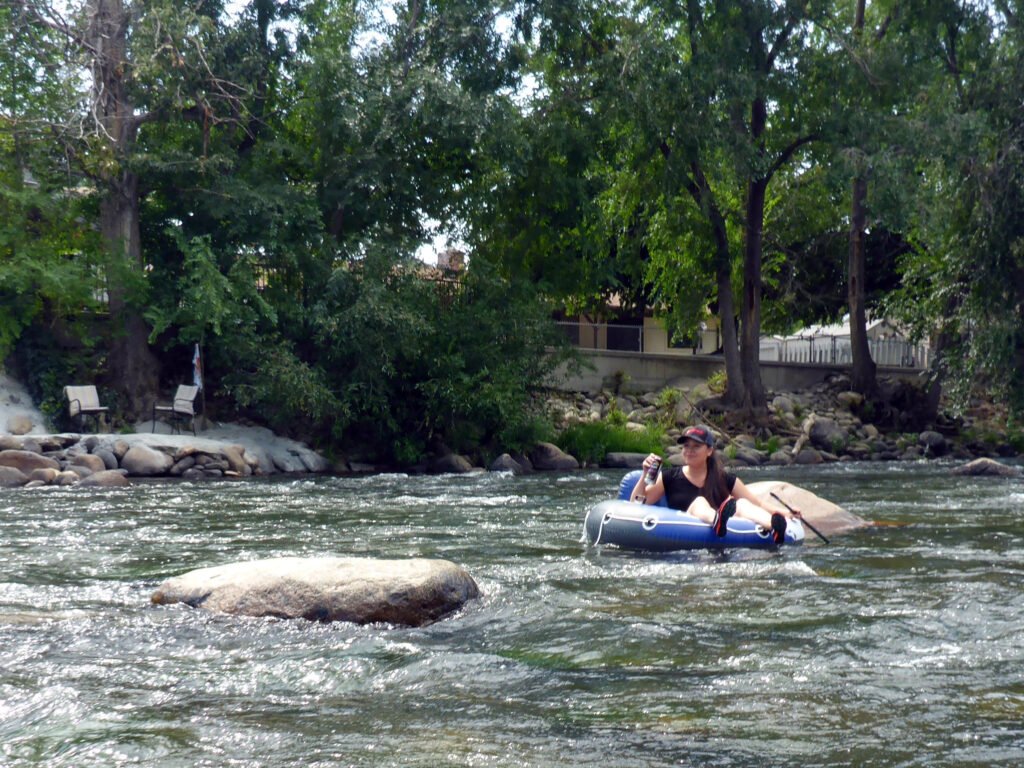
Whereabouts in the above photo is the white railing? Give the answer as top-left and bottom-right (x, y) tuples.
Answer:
(558, 320), (929, 369)
(759, 336), (929, 368)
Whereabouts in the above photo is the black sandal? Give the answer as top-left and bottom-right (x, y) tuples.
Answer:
(770, 512), (787, 544)
(714, 499), (736, 537)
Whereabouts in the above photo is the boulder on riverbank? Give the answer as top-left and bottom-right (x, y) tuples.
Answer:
(529, 441), (580, 470)
(747, 481), (870, 538)
(151, 557), (480, 627)
(0, 449), (60, 474)
(0, 427), (334, 489)
(602, 452), (648, 468)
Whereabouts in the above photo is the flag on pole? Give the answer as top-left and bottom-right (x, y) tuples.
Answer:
(192, 343), (203, 391)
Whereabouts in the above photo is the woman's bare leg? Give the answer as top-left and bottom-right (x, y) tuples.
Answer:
(689, 497), (774, 530)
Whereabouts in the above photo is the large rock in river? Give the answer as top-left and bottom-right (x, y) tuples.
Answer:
(78, 469), (131, 488)
(529, 441), (580, 471)
(602, 452), (647, 469)
(950, 458), (1021, 477)
(747, 481), (869, 538)
(151, 557), (480, 627)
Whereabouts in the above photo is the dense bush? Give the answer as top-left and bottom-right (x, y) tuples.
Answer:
(291, 252), (576, 462)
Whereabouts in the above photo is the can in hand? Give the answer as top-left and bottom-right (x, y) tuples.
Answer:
(644, 456), (662, 486)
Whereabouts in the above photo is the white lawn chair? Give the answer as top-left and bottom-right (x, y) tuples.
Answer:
(64, 385), (109, 432)
(151, 385), (199, 435)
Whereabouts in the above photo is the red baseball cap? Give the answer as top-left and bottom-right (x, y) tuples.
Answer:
(680, 425), (715, 447)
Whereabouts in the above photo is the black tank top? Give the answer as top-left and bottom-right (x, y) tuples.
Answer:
(662, 465), (736, 511)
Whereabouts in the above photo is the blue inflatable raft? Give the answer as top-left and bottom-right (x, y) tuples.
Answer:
(583, 471), (804, 552)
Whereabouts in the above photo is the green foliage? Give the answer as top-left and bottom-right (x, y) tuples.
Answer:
(1006, 429), (1024, 455)
(605, 403), (628, 427)
(654, 387), (684, 425)
(556, 421), (665, 466)
(416, 261), (569, 455)
(9, 0), (1024, 457)
(301, 250), (570, 461)
(889, 7), (1024, 415)
(610, 370), (631, 395)
(656, 387), (683, 410)
(856, 399), (877, 424)
(221, 337), (345, 441)
(707, 371), (727, 395)
(145, 231), (277, 344)
(0, 42), (101, 361)
(391, 436), (426, 467)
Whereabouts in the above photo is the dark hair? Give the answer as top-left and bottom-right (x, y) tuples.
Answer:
(703, 452), (731, 507)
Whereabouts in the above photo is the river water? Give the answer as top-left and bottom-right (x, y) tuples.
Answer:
(1, 463), (1023, 767)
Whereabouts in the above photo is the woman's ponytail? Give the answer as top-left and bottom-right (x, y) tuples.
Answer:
(704, 453), (731, 507)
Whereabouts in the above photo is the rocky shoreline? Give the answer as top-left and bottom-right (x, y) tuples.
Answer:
(544, 373), (1023, 472)
(2, 371), (1022, 489)
(0, 430), (332, 489)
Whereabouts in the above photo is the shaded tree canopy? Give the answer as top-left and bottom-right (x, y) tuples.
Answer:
(3, 0), (1024, 458)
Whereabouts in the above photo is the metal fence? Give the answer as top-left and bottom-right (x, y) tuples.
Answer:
(555, 321), (645, 352)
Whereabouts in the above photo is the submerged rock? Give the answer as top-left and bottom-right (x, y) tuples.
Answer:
(950, 458), (1021, 477)
(78, 469), (131, 487)
(489, 453), (527, 474)
(151, 557), (480, 627)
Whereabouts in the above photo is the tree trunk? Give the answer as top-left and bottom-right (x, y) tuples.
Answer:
(849, 174), (877, 394)
(716, 252), (743, 405)
(705, 192), (744, 406)
(683, 160), (746, 406)
(848, 0), (877, 397)
(99, 176), (160, 415)
(90, 0), (160, 417)
(738, 177), (768, 413)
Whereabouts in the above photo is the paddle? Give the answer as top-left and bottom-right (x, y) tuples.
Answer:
(771, 491), (830, 544)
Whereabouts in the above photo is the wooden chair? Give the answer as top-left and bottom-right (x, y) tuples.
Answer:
(64, 385), (109, 433)
(151, 385), (200, 435)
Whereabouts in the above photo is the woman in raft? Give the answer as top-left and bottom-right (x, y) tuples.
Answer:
(629, 424), (797, 543)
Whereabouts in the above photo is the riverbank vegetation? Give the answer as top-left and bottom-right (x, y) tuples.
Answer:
(2, 1), (1023, 465)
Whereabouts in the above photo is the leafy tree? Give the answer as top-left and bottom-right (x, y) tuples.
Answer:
(0, 2), (101, 363)
(572, 0), (825, 415)
(302, 252), (569, 462)
(471, 0), (651, 318)
(895, 3), (1024, 416)
(7, 0), (261, 414)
